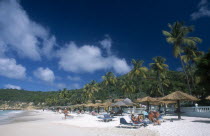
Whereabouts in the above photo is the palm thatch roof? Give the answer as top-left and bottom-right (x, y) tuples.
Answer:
(100, 102), (112, 107)
(161, 91), (199, 101)
(136, 96), (158, 102)
(114, 99), (124, 102)
(85, 103), (102, 107)
(206, 96), (210, 100)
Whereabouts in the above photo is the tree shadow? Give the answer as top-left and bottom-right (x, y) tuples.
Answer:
(191, 120), (210, 124)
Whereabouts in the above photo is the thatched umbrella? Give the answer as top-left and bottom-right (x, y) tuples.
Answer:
(100, 102), (112, 107)
(161, 91), (199, 120)
(136, 96), (158, 112)
(114, 99), (124, 102)
(206, 96), (210, 100)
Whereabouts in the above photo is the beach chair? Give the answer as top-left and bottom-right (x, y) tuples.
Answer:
(113, 109), (123, 116)
(98, 114), (114, 122)
(119, 118), (143, 128)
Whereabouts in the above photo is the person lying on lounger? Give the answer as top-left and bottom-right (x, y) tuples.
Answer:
(131, 114), (148, 126)
(148, 111), (161, 125)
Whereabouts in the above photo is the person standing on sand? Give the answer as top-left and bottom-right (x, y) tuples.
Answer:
(63, 108), (68, 119)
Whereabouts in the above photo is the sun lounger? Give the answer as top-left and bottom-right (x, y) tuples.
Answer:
(98, 114), (114, 122)
(119, 118), (143, 128)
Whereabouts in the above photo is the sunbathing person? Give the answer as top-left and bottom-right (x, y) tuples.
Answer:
(131, 114), (148, 127)
(148, 111), (161, 125)
(131, 114), (138, 123)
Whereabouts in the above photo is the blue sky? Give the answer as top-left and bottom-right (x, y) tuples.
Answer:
(0, 0), (209, 91)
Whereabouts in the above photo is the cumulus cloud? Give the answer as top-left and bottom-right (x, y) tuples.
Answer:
(67, 76), (81, 81)
(33, 67), (55, 82)
(0, 58), (26, 79)
(57, 42), (131, 74)
(100, 35), (112, 55)
(4, 84), (21, 90)
(191, 0), (210, 20)
(0, 0), (56, 60)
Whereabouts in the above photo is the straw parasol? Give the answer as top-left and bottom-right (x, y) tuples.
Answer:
(114, 99), (124, 102)
(100, 102), (112, 107)
(136, 96), (158, 111)
(161, 91), (199, 120)
(206, 96), (210, 100)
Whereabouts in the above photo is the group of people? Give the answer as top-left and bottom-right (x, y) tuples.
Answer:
(148, 111), (162, 125)
(131, 114), (148, 126)
(131, 111), (162, 126)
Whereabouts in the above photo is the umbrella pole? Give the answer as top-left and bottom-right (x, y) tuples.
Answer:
(164, 104), (166, 115)
(177, 100), (181, 120)
(98, 106), (99, 113)
(147, 102), (149, 112)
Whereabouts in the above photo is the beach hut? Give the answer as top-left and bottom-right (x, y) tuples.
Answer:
(160, 91), (199, 120)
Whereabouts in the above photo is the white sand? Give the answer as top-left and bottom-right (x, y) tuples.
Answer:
(147, 115), (210, 136)
(1, 110), (210, 136)
(0, 111), (156, 136)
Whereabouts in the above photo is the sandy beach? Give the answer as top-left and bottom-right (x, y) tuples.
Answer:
(0, 111), (210, 136)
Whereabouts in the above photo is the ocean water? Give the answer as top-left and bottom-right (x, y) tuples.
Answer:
(0, 110), (23, 124)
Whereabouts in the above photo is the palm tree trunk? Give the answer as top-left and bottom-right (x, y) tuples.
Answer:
(177, 100), (181, 120)
(179, 54), (192, 94)
(158, 72), (164, 96)
(188, 65), (196, 91)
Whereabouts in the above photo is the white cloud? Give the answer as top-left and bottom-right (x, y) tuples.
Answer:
(191, 0), (210, 20)
(57, 42), (131, 74)
(4, 84), (21, 90)
(112, 57), (132, 74)
(33, 67), (55, 82)
(0, 0), (56, 60)
(0, 58), (26, 79)
(100, 35), (112, 55)
(56, 83), (66, 89)
(67, 76), (81, 81)
(42, 36), (57, 59)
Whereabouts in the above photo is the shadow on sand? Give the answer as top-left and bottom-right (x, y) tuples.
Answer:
(192, 120), (210, 124)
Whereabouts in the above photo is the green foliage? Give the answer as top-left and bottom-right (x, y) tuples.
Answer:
(0, 89), (57, 105)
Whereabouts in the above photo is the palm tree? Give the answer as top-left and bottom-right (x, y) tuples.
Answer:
(129, 59), (148, 79)
(59, 88), (69, 99)
(129, 59), (148, 92)
(120, 80), (136, 98)
(181, 45), (204, 91)
(102, 72), (117, 86)
(83, 80), (99, 101)
(150, 56), (168, 96)
(162, 21), (202, 94)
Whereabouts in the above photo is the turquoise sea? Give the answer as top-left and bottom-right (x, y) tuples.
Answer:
(0, 110), (23, 124)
